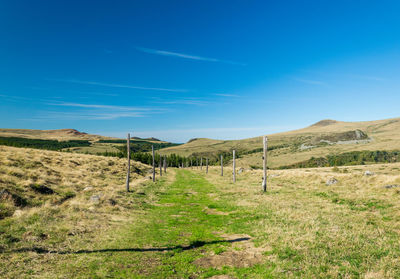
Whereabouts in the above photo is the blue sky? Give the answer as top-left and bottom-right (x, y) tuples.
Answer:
(1, 0), (400, 142)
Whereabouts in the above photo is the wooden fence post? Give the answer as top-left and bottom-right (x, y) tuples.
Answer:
(220, 155), (223, 176)
(163, 155), (167, 173)
(126, 133), (130, 192)
(152, 145), (155, 182)
(233, 150), (236, 183)
(206, 158), (208, 174)
(190, 158), (193, 169)
(200, 157), (203, 170)
(262, 136), (268, 192)
(159, 155), (162, 176)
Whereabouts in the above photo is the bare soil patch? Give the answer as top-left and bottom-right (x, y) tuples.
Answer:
(194, 233), (264, 268)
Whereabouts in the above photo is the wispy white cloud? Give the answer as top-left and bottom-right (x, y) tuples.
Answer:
(153, 98), (210, 106)
(294, 78), (326, 85)
(136, 47), (246, 66)
(47, 78), (188, 93)
(214, 93), (240, 97)
(48, 102), (153, 111)
(36, 102), (168, 120)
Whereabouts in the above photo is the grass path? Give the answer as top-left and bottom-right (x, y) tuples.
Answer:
(21, 169), (260, 278)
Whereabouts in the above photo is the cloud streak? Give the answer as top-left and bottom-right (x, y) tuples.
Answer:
(47, 78), (188, 93)
(39, 102), (167, 120)
(136, 47), (246, 66)
(294, 78), (326, 85)
(214, 93), (240, 97)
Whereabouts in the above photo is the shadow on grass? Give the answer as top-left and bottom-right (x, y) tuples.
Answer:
(2, 237), (250, 254)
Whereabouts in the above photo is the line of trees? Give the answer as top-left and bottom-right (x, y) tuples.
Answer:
(98, 139), (181, 152)
(0, 136), (91, 150)
(279, 150), (400, 169)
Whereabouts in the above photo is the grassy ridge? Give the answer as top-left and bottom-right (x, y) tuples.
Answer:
(160, 117), (400, 168)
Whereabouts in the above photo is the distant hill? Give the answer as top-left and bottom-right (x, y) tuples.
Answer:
(0, 128), (114, 141)
(159, 117), (400, 168)
(0, 128), (179, 156)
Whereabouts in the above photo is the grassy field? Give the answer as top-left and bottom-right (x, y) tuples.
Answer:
(2, 145), (400, 278)
(159, 117), (400, 169)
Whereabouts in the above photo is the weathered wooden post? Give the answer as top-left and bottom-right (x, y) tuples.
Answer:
(159, 155), (162, 176)
(190, 158), (193, 169)
(126, 133), (130, 192)
(197, 158), (199, 169)
(220, 155), (223, 176)
(152, 145), (155, 182)
(206, 158), (208, 174)
(262, 136), (268, 192)
(200, 157), (203, 170)
(233, 150), (236, 183)
(163, 155), (167, 173)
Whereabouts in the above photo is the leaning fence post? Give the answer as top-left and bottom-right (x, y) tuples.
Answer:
(220, 155), (223, 176)
(206, 158), (208, 174)
(152, 145), (155, 182)
(233, 150), (236, 183)
(262, 136), (268, 192)
(126, 133), (130, 192)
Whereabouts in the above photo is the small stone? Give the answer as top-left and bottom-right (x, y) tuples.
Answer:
(90, 195), (101, 202)
(326, 177), (338, 186)
(364, 171), (375, 176)
(83, 187), (93, 191)
(384, 184), (400, 189)
(13, 209), (23, 217)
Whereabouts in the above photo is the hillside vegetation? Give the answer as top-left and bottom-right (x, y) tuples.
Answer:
(159, 117), (400, 169)
(0, 145), (152, 254)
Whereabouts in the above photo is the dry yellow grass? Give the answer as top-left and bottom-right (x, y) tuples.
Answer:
(0, 145), (153, 251)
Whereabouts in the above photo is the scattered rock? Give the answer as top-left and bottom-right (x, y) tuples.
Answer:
(238, 168), (244, 174)
(326, 178), (338, 186)
(384, 185), (400, 189)
(12, 209), (23, 217)
(83, 186), (93, 191)
(90, 194), (101, 202)
(364, 171), (375, 176)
